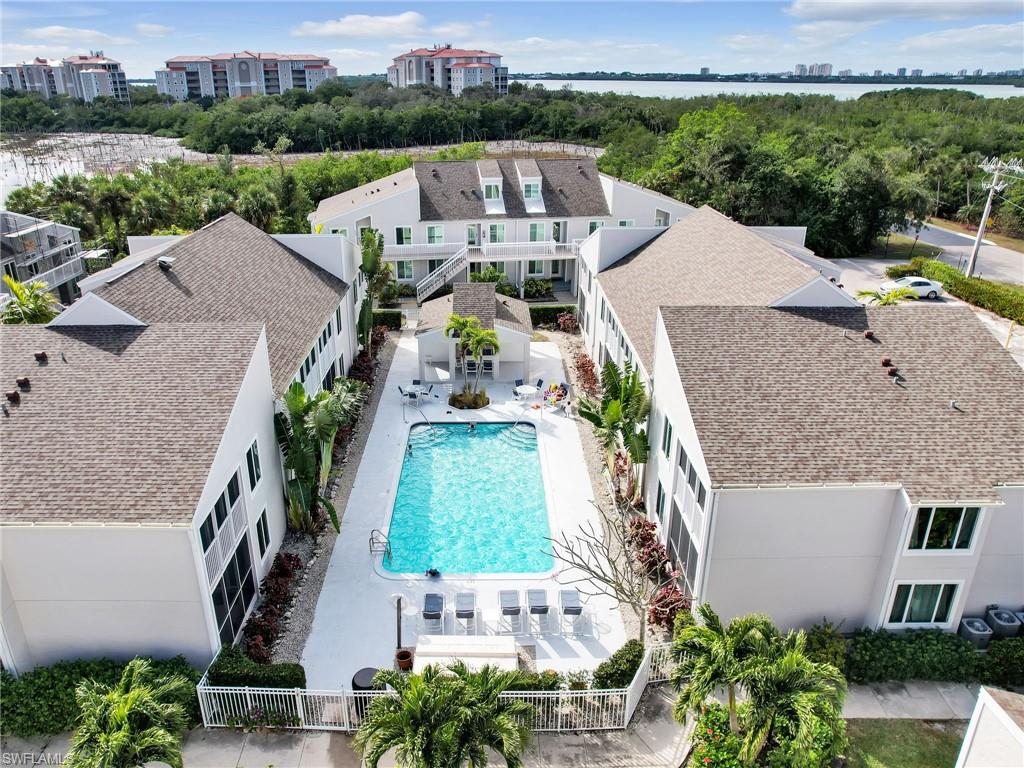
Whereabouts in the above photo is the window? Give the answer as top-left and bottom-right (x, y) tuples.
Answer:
(599, 298), (605, 321)
(245, 440), (262, 490)
(527, 260), (544, 275)
(523, 182), (540, 199)
(335, 307), (342, 334)
(466, 225), (479, 246)
(212, 534), (257, 645)
(678, 442), (688, 471)
(655, 482), (666, 523)
(687, 465), (697, 491)
(329, 227), (348, 238)
(696, 480), (707, 510)
(589, 221), (606, 235)
(484, 183), (501, 200)
(395, 226), (412, 245)
(428, 258), (444, 273)
(426, 225), (444, 244)
(256, 510), (270, 558)
(617, 219), (635, 227)
(488, 224), (505, 243)
(200, 512), (216, 551)
(887, 583), (958, 625)
(661, 416), (673, 458)
(528, 222), (545, 242)
(395, 260), (414, 280)
(227, 475), (240, 506)
(908, 507), (980, 551)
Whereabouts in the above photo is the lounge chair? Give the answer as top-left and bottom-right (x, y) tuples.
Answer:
(422, 593), (445, 634)
(498, 590), (522, 634)
(528, 589), (551, 634)
(560, 589), (584, 635)
(454, 592), (477, 635)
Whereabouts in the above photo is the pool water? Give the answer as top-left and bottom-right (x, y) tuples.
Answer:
(384, 422), (553, 574)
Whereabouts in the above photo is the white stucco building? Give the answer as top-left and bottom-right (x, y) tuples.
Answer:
(1, 53), (129, 103)
(1, 211), (87, 306)
(957, 687), (1024, 768)
(387, 45), (508, 95)
(156, 51), (338, 101)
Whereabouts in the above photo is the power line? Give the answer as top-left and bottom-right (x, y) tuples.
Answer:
(965, 157), (1024, 277)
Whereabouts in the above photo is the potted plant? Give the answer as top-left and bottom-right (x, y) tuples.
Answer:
(395, 648), (413, 671)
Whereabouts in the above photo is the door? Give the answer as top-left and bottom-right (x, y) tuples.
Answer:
(467, 224), (479, 246)
(552, 221), (567, 244)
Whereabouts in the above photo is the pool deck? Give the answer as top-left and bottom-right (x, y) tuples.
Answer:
(301, 330), (628, 689)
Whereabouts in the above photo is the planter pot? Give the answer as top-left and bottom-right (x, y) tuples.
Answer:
(396, 649), (414, 671)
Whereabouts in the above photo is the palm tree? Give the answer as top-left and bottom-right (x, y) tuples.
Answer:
(236, 183), (279, 231)
(465, 327), (500, 395)
(449, 662), (534, 768)
(577, 397), (623, 474)
(671, 602), (777, 735)
(306, 377), (368, 494)
(444, 313), (482, 385)
(856, 287), (919, 306)
(358, 228), (393, 357)
(64, 657), (191, 768)
(1, 275), (60, 324)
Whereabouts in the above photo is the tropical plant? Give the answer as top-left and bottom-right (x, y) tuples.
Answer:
(444, 313), (482, 383)
(469, 266), (515, 296)
(856, 286), (919, 305)
(236, 183), (279, 231)
(1, 275), (61, 324)
(64, 657), (191, 768)
(358, 228), (393, 357)
(465, 327), (500, 395)
(448, 661), (534, 767)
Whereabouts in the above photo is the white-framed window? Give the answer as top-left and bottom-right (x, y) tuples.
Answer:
(395, 260), (414, 280)
(256, 509), (270, 558)
(661, 416), (673, 458)
(655, 481), (666, 524)
(484, 183), (501, 200)
(617, 219), (635, 227)
(589, 221), (604, 235)
(523, 182), (540, 199)
(528, 222), (545, 242)
(488, 223), (505, 243)
(466, 225), (479, 246)
(907, 507), (980, 552)
(428, 258), (444, 273)
(426, 225), (444, 244)
(886, 582), (959, 626)
(335, 307), (342, 334)
(246, 439), (262, 491)
(395, 226), (412, 245)
(527, 260), (544, 275)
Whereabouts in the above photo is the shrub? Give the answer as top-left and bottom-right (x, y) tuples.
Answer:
(347, 350), (375, 385)
(372, 309), (403, 330)
(883, 262), (921, 279)
(689, 702), (744, 768)
(556, 311), (579, 334)
(0, 656), (199, 738)
(523, 278), (553, 299)
(207, 645), (306, 689)
(379, 281), (400, 307)
(592, 639), (645, 689)
(470, 266), (515, 297)
(242, 552), (302, 662)
(637, 539), (670, 580)
(626, 515), (659, 548)
(845, 628), (980, 683)
(672, 606), (696, 639)
(529, 303), (577, 327)
(573, 351), (600, 397)
(806, 619), (847, 674)
(398, 283), (417, 298)
(507, 669), (561, 691)
(886, 257), (1024, 323)
(561, 669), (591, 690)
(449, 386), (489, 409)
(648, 583), (688, 629)
(371, 325), (390, 352)
(981, 637), (1024, 687)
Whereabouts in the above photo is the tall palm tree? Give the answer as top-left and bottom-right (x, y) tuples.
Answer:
(449, 662), (534, 768)
(64, 658), (191, 768)
(578, 361), (650, 494)
(359, 228), (392, 356)
(671, 602), (777, 735)
(577, 397), (624, 474)
(444, 313), (482, 384)
(236, 183), (279, 231)
(465, 327), (500, 395)
(1, 275), (60, 324)
(856, 287), (919, 306)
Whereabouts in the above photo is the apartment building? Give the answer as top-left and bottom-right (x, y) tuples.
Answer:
(156, 51), (337, 101)
(577, 206), (1023, 633)
(0, 214), (363, 673)
(387, 45), (508, 95)
(1, 54), (129, 103)
(308, 158), (692, 304)
(1, 211), (86, 305)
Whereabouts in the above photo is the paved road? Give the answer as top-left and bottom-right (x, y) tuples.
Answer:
(901, 223), (1023, 285)
(902, 222), (992, 248)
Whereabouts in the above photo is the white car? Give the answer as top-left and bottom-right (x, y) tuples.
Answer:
(879, 276), (945, 299)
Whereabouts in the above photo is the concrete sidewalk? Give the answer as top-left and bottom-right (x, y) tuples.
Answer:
(844, 681), (979, 720)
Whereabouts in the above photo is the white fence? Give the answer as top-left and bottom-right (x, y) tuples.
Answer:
(197, 642), (675, 733)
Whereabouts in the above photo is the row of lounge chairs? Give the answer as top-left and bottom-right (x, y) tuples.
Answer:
(421, 588), (585, 636)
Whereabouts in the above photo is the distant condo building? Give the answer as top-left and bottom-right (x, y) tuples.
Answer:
(973, 68), (983, 76)
(700, 67), (710, 76)
(793, 64), (807, 77)
(911, 68), (923, 77)
(897, 67), (907, 77)
(155, 51), (338, 101)
(873, 69), (882, 77)
(1, 53), (129, 103)
(387, 44), (508, 96)
(838, 69), (852, 77)
(807, 63), (833, 77)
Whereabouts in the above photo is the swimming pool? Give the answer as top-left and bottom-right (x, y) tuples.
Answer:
(384, 422), (554, 574)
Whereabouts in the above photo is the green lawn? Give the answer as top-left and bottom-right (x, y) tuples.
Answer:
(845, 719), (966, 768)
(864, 234), (943, 260)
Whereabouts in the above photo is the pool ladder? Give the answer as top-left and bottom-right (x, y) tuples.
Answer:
(369, 528), (392, 563)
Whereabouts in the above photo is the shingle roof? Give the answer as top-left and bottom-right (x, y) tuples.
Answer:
(598, 206), (822, 371)
(311, 168), (417, 223)
(418, 283), (532, 336)
(415, 159), (610, 221)
(92, 214), (347, 394)
(660, 304), (1024, 503)
(0, 323), (262, 525)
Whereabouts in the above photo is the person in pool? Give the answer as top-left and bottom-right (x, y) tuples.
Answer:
(425, 568), (441, 578)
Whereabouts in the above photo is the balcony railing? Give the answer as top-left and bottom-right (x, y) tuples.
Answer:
(37, 257), (84, 289)
(480, 241), (557, 260)
(383, 242), (464, 259)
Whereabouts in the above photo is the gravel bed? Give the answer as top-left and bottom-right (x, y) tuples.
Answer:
(271, 334), (398, 663)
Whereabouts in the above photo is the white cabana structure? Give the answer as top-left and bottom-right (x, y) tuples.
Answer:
(416, 282), (533, 382)
(413, 634), (520, 672)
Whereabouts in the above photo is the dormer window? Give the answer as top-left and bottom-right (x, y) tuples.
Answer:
(524, 182), (540, 199)
(484, 184), (501, 200)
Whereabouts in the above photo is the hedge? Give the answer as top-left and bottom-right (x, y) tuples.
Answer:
(0, 655), (200, 738)
(206, 644), (307, 689)
(592, 639), (645, 689)
(884, 257), (1024, 323)
(372, 309), (403, 330)
(529, 303), (577, 327)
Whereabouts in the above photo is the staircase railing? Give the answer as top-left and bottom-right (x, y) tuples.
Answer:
(416, 246), (468, 304)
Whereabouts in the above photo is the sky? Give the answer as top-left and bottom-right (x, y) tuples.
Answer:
(2, 0), (1022, 78)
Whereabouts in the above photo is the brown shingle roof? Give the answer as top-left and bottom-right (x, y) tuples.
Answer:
(418, 283), (532, 336)
(598, 206), (822, 371)
(0, 323), (262, 525)
(660, 304), (1024, 503)
(93, 214), (346, 394)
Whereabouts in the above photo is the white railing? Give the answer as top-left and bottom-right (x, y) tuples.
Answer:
(480, 241), (557, 260)
(416, 246), (468, 304)
(26, 257), (84, 290)
(197, 642), (674, 733)
(383, 242), (465, 259)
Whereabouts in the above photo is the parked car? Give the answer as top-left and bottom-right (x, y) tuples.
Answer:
(879, 276), (945, 299)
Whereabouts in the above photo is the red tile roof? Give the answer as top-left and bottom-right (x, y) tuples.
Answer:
(450, 62), (494, 69)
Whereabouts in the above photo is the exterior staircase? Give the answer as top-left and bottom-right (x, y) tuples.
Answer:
(416, 246), (468, 304)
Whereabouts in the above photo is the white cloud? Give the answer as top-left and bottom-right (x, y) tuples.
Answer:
(787, 0), (1020, 21)
(134, 23), (173, 38)
(291, 11), (425, 38)
(792, 20), (879, 46)
(721, 33), (782, 53)
(1, 42), (73, 62)
(898, 21), (1024, 53)
(23, 25), (135, 46)
(326, 48), (377, 59)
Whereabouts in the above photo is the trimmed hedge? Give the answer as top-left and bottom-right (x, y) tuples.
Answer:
(884, 257), (1024, 323)
(372, 309), (403, 330)
(529, 303), (577, 327)
(0, 656), (200, 738)
(592, 639), (645, 689)
(207, 644), (307, 689)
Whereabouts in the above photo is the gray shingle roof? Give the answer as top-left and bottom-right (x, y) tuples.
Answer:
(598, 206), (822, 371)
(0, 323), (262, 525)
(415, 159), (610, 221)
(418, 283), (532, 336)
(93, 214), (347, 394)
(660, 304), (1024, 503)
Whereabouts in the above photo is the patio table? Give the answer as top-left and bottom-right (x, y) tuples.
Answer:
(406, 385), (429, 398)
(514, 384), (538, 398)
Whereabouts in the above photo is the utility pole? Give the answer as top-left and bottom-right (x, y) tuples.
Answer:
(965, 157), (1024, 277)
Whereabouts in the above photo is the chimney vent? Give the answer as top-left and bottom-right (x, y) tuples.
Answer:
(6, 390), (20, 404)
(16, 377), (30, 390)
(34, 351), (47, 362)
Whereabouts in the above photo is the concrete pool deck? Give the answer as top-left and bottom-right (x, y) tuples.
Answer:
(301, 330), (628, 689)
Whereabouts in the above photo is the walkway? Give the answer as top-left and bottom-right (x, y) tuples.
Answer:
(844, 680), (979, 720)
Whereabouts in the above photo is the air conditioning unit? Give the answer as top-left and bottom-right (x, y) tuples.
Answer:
(958, 617), (993, 649)
(986, 605), (1022, 639)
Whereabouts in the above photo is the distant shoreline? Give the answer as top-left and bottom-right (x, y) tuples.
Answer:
(513, 74), (1023, 88)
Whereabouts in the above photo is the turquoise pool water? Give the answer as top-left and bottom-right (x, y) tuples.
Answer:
(384, 422), (553, 574)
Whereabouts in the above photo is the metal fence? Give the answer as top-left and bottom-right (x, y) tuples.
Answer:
(197, 642), (674, 733)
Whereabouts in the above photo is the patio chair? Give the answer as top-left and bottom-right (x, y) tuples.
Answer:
(454, 592), (477, 635)
(559, 589), (584, 635)
(482, 359), (494, 376)
(422, 593), (445, 634)
(498, 590), (522, 634)
(412, 379), (422, 386)
(465, 359), (479, 376)
(398, 385), (406, 400)
(527, 589), (551, 634)
(513, 379), (525, 400)
(535, 378), (544, 390)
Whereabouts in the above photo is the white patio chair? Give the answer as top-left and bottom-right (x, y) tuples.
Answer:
(498, 590), (522, 634)
(454, 592), (477, 635)
(422, 593), (445, 635)
(559, 589), (584, 636)
(527, 589), (552, 634)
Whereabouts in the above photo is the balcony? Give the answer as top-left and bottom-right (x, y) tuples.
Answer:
(478, 241), (557, 260)
(383, 241), (465, 259)
(36, 257), (84, 289)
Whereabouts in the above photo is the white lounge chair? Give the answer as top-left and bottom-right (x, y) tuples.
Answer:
(560, 589), (584, 635)
(498, 590), (522, 634)
(422, 593), (445, 634)
(454, 592), (477, 635)
(528, 589), (551, 634)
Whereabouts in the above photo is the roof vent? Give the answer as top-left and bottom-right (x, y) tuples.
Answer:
(863, 330), (875, 340)
(950, 399), (961, 411)
(5, 390), (20, 404)
(15, 377), (30, 390)
(432, 168), (440, 177)
(880, 356), (892, 367)
(34, 351), (47, 362)
(886, 366), (899, 377)
(157, 255), (176, 271)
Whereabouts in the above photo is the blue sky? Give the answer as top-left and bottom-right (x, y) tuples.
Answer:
(3, 1), (1022, 78)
